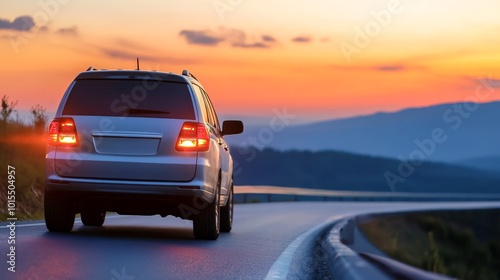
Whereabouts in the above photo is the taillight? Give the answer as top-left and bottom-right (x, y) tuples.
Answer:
(176, 122), (210, 152)
(48, 118), (78, 146)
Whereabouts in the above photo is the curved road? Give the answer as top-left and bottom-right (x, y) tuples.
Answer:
(2, 201), (500, 280)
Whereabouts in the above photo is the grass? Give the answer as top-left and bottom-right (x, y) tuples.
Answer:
(0, 121), (46, 221)
(358, 209), (500, 280)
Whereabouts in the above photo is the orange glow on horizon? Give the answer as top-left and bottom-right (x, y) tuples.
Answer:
(2, 0), (500, 122)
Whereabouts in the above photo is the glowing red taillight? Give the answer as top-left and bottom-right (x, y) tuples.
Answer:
(48, 118), (78, 146)
(176, 122), (210, 152)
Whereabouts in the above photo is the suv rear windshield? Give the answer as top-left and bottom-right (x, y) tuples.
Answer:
(62, 79), (195, 119)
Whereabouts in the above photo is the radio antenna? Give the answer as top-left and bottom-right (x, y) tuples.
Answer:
(136, 57), (140, 70)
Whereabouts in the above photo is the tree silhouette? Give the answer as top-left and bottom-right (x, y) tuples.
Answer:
(30, 104), (48, 132)
(1, 95), (18, 123)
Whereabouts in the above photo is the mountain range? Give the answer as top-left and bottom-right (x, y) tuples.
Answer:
(225, 101), (500, 164)
(231, 148), (500, 194)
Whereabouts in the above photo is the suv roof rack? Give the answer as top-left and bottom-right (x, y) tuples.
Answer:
(182, 69), (199, 82)
(86, 66), (97, 71)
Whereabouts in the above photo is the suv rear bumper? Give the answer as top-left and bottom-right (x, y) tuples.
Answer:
(45, 176), (214, 219)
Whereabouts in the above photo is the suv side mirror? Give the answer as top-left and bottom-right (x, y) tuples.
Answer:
(221, 120), (244, 136)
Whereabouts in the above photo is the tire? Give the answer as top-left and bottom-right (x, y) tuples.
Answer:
(44, 191), (75, 233)
(220, 184), (233, 233)
(81, 209), (106, 226)
(193, 179), (220, 240)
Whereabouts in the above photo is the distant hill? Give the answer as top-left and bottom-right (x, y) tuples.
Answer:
(456, 156), (500, 172)
(227, 101), (500, 162)
(232, 148), (500, 193)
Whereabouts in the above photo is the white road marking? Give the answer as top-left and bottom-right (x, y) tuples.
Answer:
(264, 215), (346, 280)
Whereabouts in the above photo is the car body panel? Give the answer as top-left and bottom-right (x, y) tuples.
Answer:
(52, 116), (198, 182)
(46, 70), (242, 225)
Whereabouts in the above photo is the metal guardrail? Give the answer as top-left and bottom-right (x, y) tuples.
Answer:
(236, 186), (500, 279)
(234, 185), (500, 203)
(322, 216), (454, 280)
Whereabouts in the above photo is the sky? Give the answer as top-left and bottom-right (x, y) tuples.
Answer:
(1, 0), (500, 123)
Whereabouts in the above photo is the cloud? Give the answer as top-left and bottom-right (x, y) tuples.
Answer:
(374, 65), (406, 72)
(179, 28), (277, 49)
(100, 48), (141, 60)
(262, 35), (276, 42)
(56, 26), (78, 36)
(99, 47), (162, 61)
(291, 36), (312, 43)
(39, 26), (49, 33)
(1, 34), (16, 40)
(475, 77), (500, 89)
(0, 16), (35, 31)
(98, 46), (197, 65)
(331, 64), (422, 73)
(179, 30), (224, 46)
(97, 39), (198, 64)
(226, 29), (272, 49)
(233, 42), (268, 49)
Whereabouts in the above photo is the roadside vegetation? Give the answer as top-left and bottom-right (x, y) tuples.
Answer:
(358, 209), (500, 280)
(0, 95), (47, 221)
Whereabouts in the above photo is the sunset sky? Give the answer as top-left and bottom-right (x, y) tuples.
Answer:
(2, 0), (500, 123)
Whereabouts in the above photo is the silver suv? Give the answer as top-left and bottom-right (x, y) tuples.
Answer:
(44, 68), (243, 240)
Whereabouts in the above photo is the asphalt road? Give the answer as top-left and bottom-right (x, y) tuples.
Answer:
(2, 201), (500, 280)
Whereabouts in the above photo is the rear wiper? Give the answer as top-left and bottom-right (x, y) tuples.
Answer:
(127, 109), (170, 115)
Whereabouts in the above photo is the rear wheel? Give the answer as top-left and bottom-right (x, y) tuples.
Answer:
(81, 209), (106, 226)
(193, 179), (220, 240)
(220, 184), (233, 233)
(44, 191), (75, 233)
